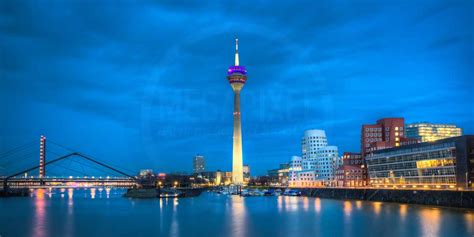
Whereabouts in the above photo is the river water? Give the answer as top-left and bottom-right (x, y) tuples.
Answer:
(0, 188), (473, 237)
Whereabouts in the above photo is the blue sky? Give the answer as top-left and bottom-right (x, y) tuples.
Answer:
(1, 0), (473, 175)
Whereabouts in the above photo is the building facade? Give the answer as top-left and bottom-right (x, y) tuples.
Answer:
(268, 163), (290, 186)
(366, 135), (474, 189)
(335, 165), (366, 187)
(289, 130), (339, 187)
(361, 118), (406, 158)
(288, 156), (302, 185)
(406, 122), (462, 142)
(243, 165), (250, 183)
(193, 155), (205, 174)
(335, 152), (367, 187)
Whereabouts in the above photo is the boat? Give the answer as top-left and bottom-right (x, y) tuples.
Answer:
(283, 189), (301, 196)
(159, 189), (183, 198)
(248, 189), (265, 196)
(264, 189), (275, 196)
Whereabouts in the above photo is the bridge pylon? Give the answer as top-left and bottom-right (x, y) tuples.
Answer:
(39, 135), (46, 180)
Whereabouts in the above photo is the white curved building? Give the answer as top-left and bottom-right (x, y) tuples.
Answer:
(288, 156), (302, 183)
(289, 129), (339, 187)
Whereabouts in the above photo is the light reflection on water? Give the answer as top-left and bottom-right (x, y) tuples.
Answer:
(303, 197), (309, 211)
(466, 212), (474, 233)
(420, 208), (441, 237)
(315, 197), (321, 213)
(399, 204), (408, 220)
(230, 196), (247, 237)
(372, 201), (382, 216)
(32, 189), (46, 237)
(0, 189), (472, 237)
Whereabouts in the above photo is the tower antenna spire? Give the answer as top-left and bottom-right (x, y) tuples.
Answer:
(235, 38), (239, 66)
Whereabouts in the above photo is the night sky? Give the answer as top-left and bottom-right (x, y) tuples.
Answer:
(1, 1), (473, 175)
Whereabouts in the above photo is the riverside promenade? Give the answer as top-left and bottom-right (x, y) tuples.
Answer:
(299, 188), (474, 209)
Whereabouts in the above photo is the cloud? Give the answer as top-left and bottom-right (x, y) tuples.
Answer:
(0, 0), (472, 175)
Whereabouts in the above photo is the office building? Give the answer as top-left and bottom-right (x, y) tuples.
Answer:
(268, 163), (290, 185)
(193, 155), (205, 174)
(366, 135), (473, 189)
(361, 118), (405, 158)
(406, 122), (462, 142)
(335, 152), (367, 187)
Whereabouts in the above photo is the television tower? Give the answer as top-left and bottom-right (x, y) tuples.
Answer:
(227, 38), (247, 185)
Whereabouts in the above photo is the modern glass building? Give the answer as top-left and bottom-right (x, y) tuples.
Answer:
(366, 135), (473, 189)
(406, 122), (462, 142)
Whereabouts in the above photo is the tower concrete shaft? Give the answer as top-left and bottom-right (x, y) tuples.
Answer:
(227, 38), (247, 185)
(232, 89), (243, 184)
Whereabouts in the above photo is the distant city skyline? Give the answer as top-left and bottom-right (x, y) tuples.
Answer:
(1, 1), (473, 175)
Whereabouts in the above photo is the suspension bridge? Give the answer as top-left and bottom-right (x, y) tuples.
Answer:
(1, 136), (138, 190)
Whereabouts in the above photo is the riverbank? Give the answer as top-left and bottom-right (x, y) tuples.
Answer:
(299, 188), (474, 209)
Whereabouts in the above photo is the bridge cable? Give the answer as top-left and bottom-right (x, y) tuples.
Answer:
(0, 141), (35, 159)
(48, 150), (125, 177)
(48, 140), (136, 175)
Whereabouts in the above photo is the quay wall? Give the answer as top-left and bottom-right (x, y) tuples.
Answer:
(299, 188), (474, 209)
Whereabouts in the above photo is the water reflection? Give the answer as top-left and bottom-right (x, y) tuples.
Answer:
(372, 202), (382, 216)
(284, 196), (299, 212)
(170, 198), (179, 237)
(68, 188), (74, 200)
(420, 208), (441, 237)
(105, 187), (111, 199)
(230, 196), (247, 237)
(90, 188), (96, 199)
(277, 196), (283, 213)
(33, 189), (47, 237)
(314, 198), (321, 213)
(399, 204), (408, 220)
(12, 190), (474, 237)
(465, 212), (474, 233)
(343, 201), (352, 217)
(66, 188), (74, 235)
(303, 197), (309, 212)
